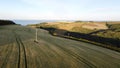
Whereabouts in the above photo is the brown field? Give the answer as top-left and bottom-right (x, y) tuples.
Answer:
(0, 25), (120, 68)
(43, 22), (108, 30)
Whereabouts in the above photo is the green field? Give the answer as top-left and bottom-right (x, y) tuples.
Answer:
(0, 25), (120, 68)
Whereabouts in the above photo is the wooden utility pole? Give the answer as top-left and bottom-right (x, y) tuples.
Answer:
(36, 28), (38, 42)
(34, 24), (38, 43)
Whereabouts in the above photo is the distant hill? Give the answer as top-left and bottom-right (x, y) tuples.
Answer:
(0, 20), (16, 25)
(28, 22), (108, 34)
(39, 22), (108, 30)
(36, 21), (120, 40)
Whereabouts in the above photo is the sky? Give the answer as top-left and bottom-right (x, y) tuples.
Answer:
(0, 0), (120, 21)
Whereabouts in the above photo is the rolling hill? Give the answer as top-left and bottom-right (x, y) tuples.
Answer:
(28, 21), (120, 51)
(0, 20), (16, 25)
(28, 22), (108, 33)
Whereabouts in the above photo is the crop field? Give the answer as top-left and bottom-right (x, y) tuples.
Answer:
(0, 25), (120, 68)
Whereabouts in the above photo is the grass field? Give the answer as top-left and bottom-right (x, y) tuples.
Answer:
(28, 22), (108, 34)
(0, 25), (120, 68)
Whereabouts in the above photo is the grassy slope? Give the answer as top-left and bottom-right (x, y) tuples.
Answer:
(28, 22), (108, 34)
(92, 23), (120, 39)
(0, 20), (15, 25)
(0, 25), (120, 68)
(34, 22), (120, 49)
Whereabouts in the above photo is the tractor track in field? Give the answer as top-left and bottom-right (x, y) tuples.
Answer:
(59, 47), (96, 68)
(14, 31), (27, 68)
(35, 38), (97, 68)
(38, 37), (97, 68)
(1, 44), (14, 68)
(50, 42), (97, 68)
(1, 25), (120, 68)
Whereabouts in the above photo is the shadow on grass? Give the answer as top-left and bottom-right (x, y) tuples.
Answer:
(40, 27), (120, 52)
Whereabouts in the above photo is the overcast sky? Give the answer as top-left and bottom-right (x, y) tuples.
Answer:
(0, 0), (120, 21)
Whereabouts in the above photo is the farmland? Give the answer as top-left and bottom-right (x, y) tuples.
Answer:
(0, 25), (120, 68)
(28, 22), (108, 34)
(29, 22), (120, 51)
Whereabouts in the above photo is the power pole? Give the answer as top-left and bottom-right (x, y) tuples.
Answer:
(34, 24), (38, 43)
(36, 28), (38, 42)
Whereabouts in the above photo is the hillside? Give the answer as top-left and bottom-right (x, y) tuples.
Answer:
(0, 25), (120, 68)
(92, 23), (120, 39)
(28, 21), (120, 41)
(0, 20), (16, 25)
(32, 21), (120, 40)
(28, 22), (108, 34)
(44, 22), (108, 30)
(28, 21), (120, 52)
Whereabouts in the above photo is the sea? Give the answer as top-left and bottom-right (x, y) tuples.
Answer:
(13, 20), (74, 25)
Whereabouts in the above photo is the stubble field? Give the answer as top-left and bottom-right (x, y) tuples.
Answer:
(0, 25), (120, 68)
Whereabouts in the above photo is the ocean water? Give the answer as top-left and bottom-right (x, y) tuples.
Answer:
(13, 20), (58, 25)
(13, 20), (74, 25)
